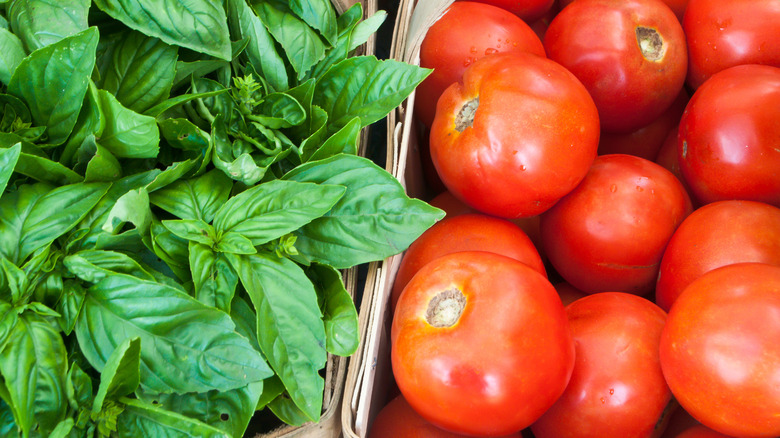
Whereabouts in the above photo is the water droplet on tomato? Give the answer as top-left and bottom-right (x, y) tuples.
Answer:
(600, 397), (606, 404)
(610, 184), (617, 193)
(485, 47), (499, 56)
(470, 46), (478, 54)
(636, 186), (644, 192)
(520, 165), (526, 171)
(609, 388), (614, 395)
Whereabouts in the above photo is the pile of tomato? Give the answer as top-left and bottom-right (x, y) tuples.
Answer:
(368, 0), (780, 437)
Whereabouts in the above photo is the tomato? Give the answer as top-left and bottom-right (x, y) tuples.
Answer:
(683, 0), (780, 89)
(391, 213), (546, 311)
(532, 292), (672, 438)
(464, 0), (556, 22)
(540, 154), (693, 295)
(544, 0), (687, 133)
(597, 88), (689, 160)
(655, 200), (780, 311)
(415, 1), (545, 129)
(659, 263), (780, 437)
(558, 0), (689, 23)
(392, 251), (574, 436)
(429, 52), (600, 218)
(677, 64), (780, 207)
(654, 127), (694, 201)
(367, 394), (523, 438)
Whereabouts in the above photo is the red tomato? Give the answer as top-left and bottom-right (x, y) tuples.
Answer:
(367, 394), (523, 438)
(677, 64), (780, 206)
(683, 0), (780, 89)
(655, 127), (694, 201)
(655, 200), (780, 311)
(392, 251), (574, 436)
(415, 1), (545, 129)
(540, 154), (693, 295)
(532, 293), (672, 438)
(659, 263), (780, 437)
(464, 0), (556, 22)
(391, 213), (546, 311)
(544, 0), (688, 133)
(430, 52), (600, 219)
(558, 0), (689, 23)
(597, 88), (689, 160)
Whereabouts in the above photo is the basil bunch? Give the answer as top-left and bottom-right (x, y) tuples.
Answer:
(0, 1), (442, 437)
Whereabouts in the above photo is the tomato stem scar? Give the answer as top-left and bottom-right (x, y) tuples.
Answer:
(636, 26), (666, 61)
(425, 288), (467, 327)
(455, 98), (479, 132)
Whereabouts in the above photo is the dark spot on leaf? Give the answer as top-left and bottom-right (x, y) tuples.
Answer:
(220, 413), (230, 421)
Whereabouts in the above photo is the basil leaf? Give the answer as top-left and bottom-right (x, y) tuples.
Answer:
(14, 147), (84, 185)
(7, 0), (90, 52)
(161, 220), (214, 246)
(93, 0), (232, 61)
(7, 27), (98, 146)
(96, 89), (160, 159)
(92, 337), (141, 413)
(101, 187), (152, 239)
(313, 56), (431, 133)
(253, 92), (306, 129)
(227, 252), (326, 422)
(0, 311), (68, 437)
(285, 155), (445, 268)
(99, 30), (178, 114)
(213, 179), (345, 246)
(77, 135), (123, 183)
(148, 220), (190, 282)
(65, 362), (93, 412)
(0, 300), (17, 349)
(0, 182), (109, 264)
(214, 232), (256, 255)
(116, 397), (231, 438)
(227, 0), (287, 92)
(309, 263), (358, 356)
(49, 418), (74, 438)
(290, 0), (337, 45)
(149, 169), (232, 222)
(0, 143), (21, 195)
(56, 280), (86, 336)
(307, 116), (361, 162)
(0, 29), (25, 86)
(211, 114), (266, 186)
(256, 375), (284, 411)
(158, 118), (209, 152)
(188, 242), (238, 312)
(59, 80), (101, 167)
(75, 274), (273, 394)
(172, 60), (229, 93)
(268, 393), (310, 427)
(229, 296), (259, 350)
(63, 250), (157, 284)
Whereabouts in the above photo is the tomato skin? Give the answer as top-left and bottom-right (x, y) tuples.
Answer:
(415, 1), (545, 129)
(655, 200), (780, 312)
(655, 127), (694, 201)
(392, 251), (574, 437)
(540, 154), (692, 295)
(544, 0), (687, 133)
(532, 292), (671, 438)
(659, 263), (780, 437)
(463, 0), (556, 22)
(677, 64), (780, 207)
(391, 213), (546, 311)
(683, 0), (780, 89)
(672, 425), (734, 438)
(430, 52), (600, 219)
(559, 0), (688, 21)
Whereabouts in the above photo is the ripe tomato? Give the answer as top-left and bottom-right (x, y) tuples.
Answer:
(683, 0), (780, 89)
(392, 251), (574, 436)
(532, 293), (672, 438)
(464, 0), (556, 22)
(540, 154), (693, 295)
(659, 263), (780, 437)
(367, 394), (523, 438)
(544, 0), (687, 133)
(655, 127), (694, 201)
(391, 213), (546, 311)
(655, 200), (780, 311)
(677, 64), (780, 207)
(559, 0), (689, 23)
(430, 52), (600, 219)
(415, 1), (545, 129)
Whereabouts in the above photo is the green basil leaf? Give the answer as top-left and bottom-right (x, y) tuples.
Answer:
(148, 219), (190, 282)
(0, 29), (25, 86)
(188, 242), (238, 312)
(348, 9), (387, 53)
(214, 232), (256, 255)
(49, 418), (74, 438)
(211, 114), (267, 186)
(75, 135), (123, 183)
(145, 88), (229, 120)
(0, 181), (110, 264)
(75, 274), (273, 394)
(161, 219), (214, 246)
(8, 27), (98, 146)
(95, 89), (160, 159)
(7, 0), (90, 53)
(284, 154), (445, 268)
(0, 143), (21, 195)
(56, 280), (86, 336)
(227, 0), (287, 92)
(149, 169), (232, 222)
(313, 56), (431, 133)
(256, 375), (284, 411)
(213, 179), (345, 246)
(92, 337), (141, 413)
(172, 60), (229, 93)
(63, 250), (156, 284)
(289, 0), (337, 45)
(229, 296), (259, 351)
(144, 158), (199, 193)
(306, 116), (361, 162)
(308, 263), (358, 356)
(99, 30), (178, 114)
(227, 252), (326, 422)
(253, 92), (306, 129)
(0, 311), (68, 436)
(268, 393), (311, 427)
(116, 397), (231, 438)
(93, 0), (231, 61)
(65, 362), (93, 412)
(14, 148), (84, 185)
(158, 118), (209, 152)
(59, 80), (101, 167)
(253, 0), (326, 81)
(0, 300), (17, 349)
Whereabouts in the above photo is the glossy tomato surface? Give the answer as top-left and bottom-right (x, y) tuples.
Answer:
(430, 52), (600, 219)
(545, 0), (687, 133)
(655, 200), (780, 311)
(415, 1), (545, 129)
(391, 213), (545, 311)
(532, 293), (672, 438)
(391, 251), (574, 436)
(559, 0), (688, 19)
(464, 0), (556, 22)
(540, 154), (692, 295)
(677, 64), (780, 206)
(659, 263), (780, 437)
(655, 127), (694, 200)
(683, 0), (780, 89)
